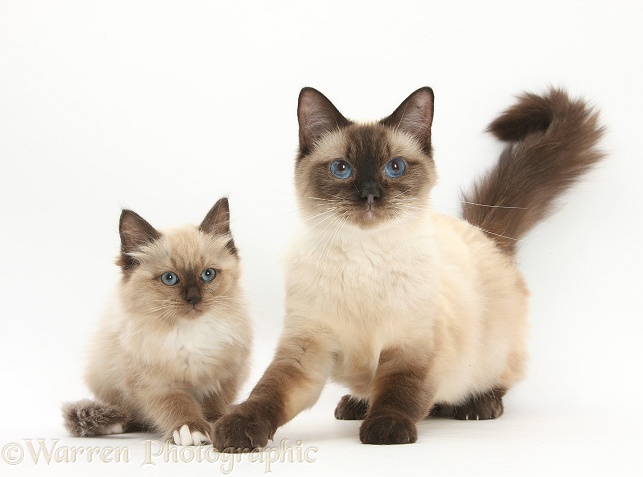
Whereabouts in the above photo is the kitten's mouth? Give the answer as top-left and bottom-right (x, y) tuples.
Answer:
(185, 305), (203, 317)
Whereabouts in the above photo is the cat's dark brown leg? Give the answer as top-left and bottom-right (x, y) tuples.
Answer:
(334, 395), (369, 420)
(212, 332), (333, 452)
(432, 388), (506, 420)
(360, 348), (432, 445)
(135, 389), (212, 445)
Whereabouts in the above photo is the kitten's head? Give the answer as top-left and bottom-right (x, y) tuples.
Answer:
(295, 87), (436, 231)
(116, 198), (241, 324)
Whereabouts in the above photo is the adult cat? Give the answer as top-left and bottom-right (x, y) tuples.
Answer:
(213, 87), (603, 448)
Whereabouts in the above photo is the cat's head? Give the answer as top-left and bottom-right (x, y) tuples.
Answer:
(294, 87), (436, 232)
(116, 198), (241, 323)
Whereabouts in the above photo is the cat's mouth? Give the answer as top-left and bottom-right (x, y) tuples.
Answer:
(350, 202), (385, 228)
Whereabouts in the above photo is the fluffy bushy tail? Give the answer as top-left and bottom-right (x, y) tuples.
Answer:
(462, 88), (605, 255)
(62, 399), (130, 437)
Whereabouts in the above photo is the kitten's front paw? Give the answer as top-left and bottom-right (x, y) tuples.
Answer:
(212, 410), (273, 453)
(334, 394), (368, 420)
(170, 422), (213, 446)
(360, 411), (417, 445)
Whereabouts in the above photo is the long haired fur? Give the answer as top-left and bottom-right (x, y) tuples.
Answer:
(212, 87), (606, 452)
(462, 88), (605, 254)
(63, 198), (252, 446)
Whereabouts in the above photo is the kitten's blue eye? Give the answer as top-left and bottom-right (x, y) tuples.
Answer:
(201, 268), (216, 282)
(330, 160), (352, 179)
(384, 158), (407, 178)
(161, 272), (179, 286)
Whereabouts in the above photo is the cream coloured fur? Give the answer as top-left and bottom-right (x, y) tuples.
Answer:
(211, 87), (602, 450)
(281, 205), (528, 413)
(80, 215), (252, 445)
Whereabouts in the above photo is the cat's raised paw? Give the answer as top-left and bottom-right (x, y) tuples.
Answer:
(171, 423), (212, 446)
(359, 411), (417, 445)
(212, 410), (273, 452)
(334, 395), (368, 420)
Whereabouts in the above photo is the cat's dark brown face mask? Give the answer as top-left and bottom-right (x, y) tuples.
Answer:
(294, 87), (437, 230)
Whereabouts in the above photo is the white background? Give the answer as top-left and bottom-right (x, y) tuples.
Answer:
(1, 1), (642, 475)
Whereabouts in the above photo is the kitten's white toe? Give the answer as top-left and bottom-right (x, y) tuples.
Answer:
(106, 423), (124, 434)
(173, 424), (211, 446)
(191, 430), (211, 445)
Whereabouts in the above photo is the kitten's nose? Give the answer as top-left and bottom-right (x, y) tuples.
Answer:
(359, 182), (382, 204)
(185, 286), (201, 306)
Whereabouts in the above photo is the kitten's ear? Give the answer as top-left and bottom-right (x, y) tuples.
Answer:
(381, 87), (434, 153)
(200, 197), (238, 256)
(118, 210), (161, 271)
(298, 87), (351, 155)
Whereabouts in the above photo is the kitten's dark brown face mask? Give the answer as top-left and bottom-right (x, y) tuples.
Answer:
(295, 87), (437, 230)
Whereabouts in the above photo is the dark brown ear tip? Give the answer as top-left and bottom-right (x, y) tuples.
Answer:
(299, 86), (321, 97)
(214, 197), (230, 211)
(119, 209), (138, 229)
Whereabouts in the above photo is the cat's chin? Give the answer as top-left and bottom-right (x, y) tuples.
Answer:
(346, 213), (398, 233)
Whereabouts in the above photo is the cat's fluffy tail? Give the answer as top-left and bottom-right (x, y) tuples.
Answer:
(62, 399), (130, 437)
(462, 88), (605, 255)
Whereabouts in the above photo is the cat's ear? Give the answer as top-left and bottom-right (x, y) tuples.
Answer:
(118, 210), (161, 271)
(298, 87), (351, 155)
(200, 197), (238, 256)
(381, 87), (434, 153)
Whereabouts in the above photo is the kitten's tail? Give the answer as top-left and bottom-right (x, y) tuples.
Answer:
(462, 88), (605, 255)
(62, 399), (131, 437)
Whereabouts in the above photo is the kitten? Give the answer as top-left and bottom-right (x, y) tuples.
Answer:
(63, 198), (252, 446)
(212, 86), (604, 450)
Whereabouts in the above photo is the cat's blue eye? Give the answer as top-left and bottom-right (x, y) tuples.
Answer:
(330, 160), (353, 179)
(161, 272), (179, 286)
(384, 158), (407, 178)
(201, 268), (217, 283)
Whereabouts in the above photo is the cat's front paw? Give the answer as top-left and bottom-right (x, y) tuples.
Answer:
(359, 411), (418, 445)
(170, 422), (213, 446)
(212, 409), (273, 453)
(334, 394), (368, 420)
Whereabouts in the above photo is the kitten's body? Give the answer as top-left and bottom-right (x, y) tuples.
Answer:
(212, 87), (603, 450)
(64, 199), (252, 445)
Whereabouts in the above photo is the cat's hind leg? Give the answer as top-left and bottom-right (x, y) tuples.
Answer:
(430, 387), (506, 420)
(62, 399), (131, 437)
(334, 395), (368, 420)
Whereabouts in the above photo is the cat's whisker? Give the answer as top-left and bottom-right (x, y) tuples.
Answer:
(316, 214), (348, 274)
(300, 207), (338, 225)
(291, 208), (340, 243)
(310, 212), (343, 261)
(472, 226), (519, 242)
(459, 200), (527, 210)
